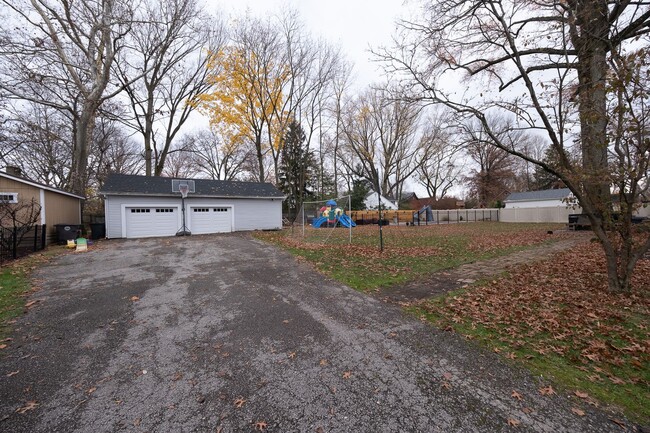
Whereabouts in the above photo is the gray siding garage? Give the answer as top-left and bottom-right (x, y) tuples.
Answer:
(101, 174), (284, 239)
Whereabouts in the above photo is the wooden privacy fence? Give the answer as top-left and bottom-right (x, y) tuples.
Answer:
(349, 209), (500, 225)
(0, 224), (47, 265)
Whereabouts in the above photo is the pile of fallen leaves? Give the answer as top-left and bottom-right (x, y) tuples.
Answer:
(465, 230), (574, 253)
(417, 243), (649, 417)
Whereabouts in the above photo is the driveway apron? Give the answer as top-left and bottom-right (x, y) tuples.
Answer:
(0, 234), (630, 432)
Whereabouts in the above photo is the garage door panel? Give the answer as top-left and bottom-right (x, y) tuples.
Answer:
(125, 207), (178, 238)
(191, 207), (232, 234)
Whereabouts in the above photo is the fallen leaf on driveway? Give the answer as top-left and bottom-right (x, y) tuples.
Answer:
(538, 385), (556, 396)
(254, 420), (268, 431)
(511, 390), (523, 401)
(319, 359), (328, 366)
(16, 401), (38, 414)
(25, 300), (38, 308)
(0, 344), (7, 350)
(130, 296), (139, 302)
(6, 370), (19, 377)
(282, 320), (290, 324)
(574, 390), (589, 399)
(571, 407), (585, 417)
(234, 398), (246, 408)
(342, 371), (352, 379)
(288, 352), (296, 359)
(87, 387), (96, 394)
(441, 381), (452, 390)
(507, 417), (520, 427)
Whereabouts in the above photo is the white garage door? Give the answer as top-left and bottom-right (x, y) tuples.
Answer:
(125, 207), (178, 238)
(190, 207), (232, 234)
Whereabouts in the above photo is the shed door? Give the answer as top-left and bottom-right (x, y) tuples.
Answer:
(190, 207), (232, 235)
(125, 207), (178, 238)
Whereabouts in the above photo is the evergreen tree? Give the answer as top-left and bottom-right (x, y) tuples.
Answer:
(278, 121), (316, 221)
(349, 178), (371, 210)
(532, 147), (564, 190)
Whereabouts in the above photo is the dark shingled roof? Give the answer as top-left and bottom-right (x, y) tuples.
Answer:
(504, 188), (572, 202)
(100, 174), (284, 199)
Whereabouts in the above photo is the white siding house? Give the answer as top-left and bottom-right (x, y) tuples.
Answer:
(101, 174), (284, 239)
(363, 191), (399, 210)
(503, 188), (573, 208)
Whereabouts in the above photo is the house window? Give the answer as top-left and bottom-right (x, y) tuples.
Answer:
(213, 208), (228, 212)
(193, 208), (209, 212)
(155, 208), (174, 213)
(130, 208), (150, 213)
(0, 193), (18, 203)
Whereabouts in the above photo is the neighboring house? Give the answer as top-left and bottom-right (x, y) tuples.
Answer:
(363, 191), (399, 210)
(503, 188), (573, 208)
(412, 197), (465, 210)
(0, 167), (84, 244)
(100, 174), (284, 239)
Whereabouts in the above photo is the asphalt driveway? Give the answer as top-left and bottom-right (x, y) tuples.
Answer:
(0, 234), (634, 432)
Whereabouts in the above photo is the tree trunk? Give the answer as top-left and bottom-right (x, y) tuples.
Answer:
(144, 90), (155, 176)
(571, 0), (626, 292)
(70, 110), (95, 196)
(255, 133), (265, 182)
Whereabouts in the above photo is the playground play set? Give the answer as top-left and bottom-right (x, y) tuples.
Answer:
(312, 200), (356, 228)
(311, 201), (446, 228)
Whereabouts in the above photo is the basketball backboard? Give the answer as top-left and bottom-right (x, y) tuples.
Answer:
(171, 179), (196, 193)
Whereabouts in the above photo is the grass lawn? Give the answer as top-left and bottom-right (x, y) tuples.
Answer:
(256, 222), (569, 291)
(412, 244), (649, 423)
(0, 247), (66, 343)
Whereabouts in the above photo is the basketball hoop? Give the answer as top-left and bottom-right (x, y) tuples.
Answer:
(176, 182), (191, 236)
(179, 184), (189, 198)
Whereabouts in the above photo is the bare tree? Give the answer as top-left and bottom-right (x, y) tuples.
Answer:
(116, 0), (225, 177)
(340, 87), (421, 198)
(380, 0), (650, 292)
(0, 0), (134, 194)
(462, 118), (516, 207)
(90, 104), (143, 189)
(182, 129), (252, 181)
(0, 103), (72, 188)
(0, 197), (42, 256)
(160, 145), (196, 179)
(328, 60), (354, 196)
(415, 112), (462, 200)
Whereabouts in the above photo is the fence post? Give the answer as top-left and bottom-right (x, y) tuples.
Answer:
(12, 226), (17, 259)
(41, 224), (47, 250)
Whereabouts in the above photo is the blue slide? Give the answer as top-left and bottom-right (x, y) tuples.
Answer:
(337, 215), (357, 228)
(312, 216), (328, 228)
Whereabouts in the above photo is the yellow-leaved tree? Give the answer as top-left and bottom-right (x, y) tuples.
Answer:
(195, 19), (291, 182)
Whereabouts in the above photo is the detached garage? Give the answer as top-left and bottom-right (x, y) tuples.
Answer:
(100, 174), (284, 239)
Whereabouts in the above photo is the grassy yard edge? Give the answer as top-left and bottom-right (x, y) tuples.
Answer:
(0, 247), (67, 343)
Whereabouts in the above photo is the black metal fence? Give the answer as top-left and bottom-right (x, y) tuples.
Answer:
(0, 224), (47, 265)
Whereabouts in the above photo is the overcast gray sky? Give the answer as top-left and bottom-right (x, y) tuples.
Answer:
(212, 0), (409, 87)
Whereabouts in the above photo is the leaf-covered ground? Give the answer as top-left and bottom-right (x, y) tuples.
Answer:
(413, 243), (650, 422)
(257, 223), (571, 290)
(0, 248), (67, 342)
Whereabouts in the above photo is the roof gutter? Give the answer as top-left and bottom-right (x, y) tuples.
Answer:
(100, 192), (285, 200)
